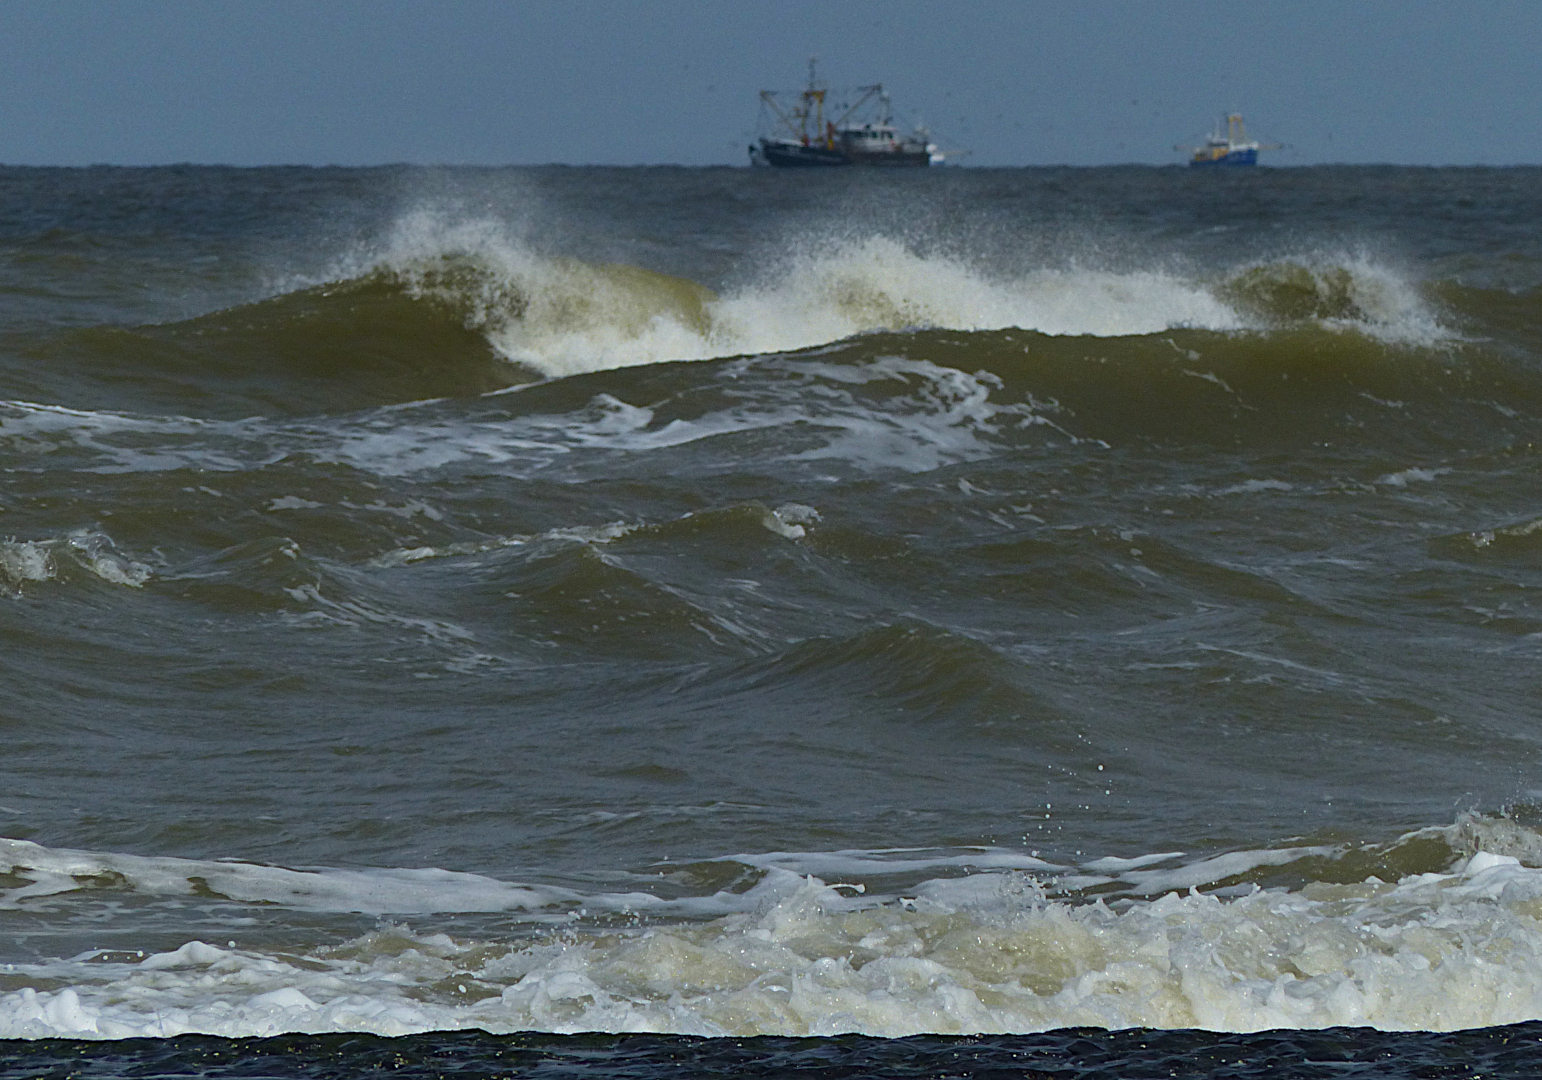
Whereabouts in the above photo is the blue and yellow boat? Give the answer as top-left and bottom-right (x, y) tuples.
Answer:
(1182, 114), (1277, 167)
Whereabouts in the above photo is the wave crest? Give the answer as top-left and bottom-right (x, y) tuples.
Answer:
(1219, 256), (1440, 340)
(354, 214), (1447, 379)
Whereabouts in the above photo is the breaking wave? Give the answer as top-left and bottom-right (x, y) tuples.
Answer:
(7, 814), (1542, 1039)
(358, 214), (1449, 378)
(15, 211), (1467, 419)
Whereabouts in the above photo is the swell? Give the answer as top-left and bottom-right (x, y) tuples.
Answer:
(0, 321), (1532, 513)
(0, 277), (523, 419)
(1434, 281), (1542, 353)
(451, 322), (1539, 459)
(924, 326), (1536, 452)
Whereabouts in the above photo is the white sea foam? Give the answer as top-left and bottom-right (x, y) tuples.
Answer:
(697, 239), (1247, 364)
(312, 356), (1054, 478)
(0, 838), (577, 915)
(0, 838), (1327, 915)
(1306, 257), (1446, 344)
(1216, 478), (1294, 495)
(1219, 252), (1448, 346)
(718, 847), (1065, 878)
(0, 540), (53, 590)
(5, 824), (1542, 1039)
(0, 400), (257, 474)
(7, 852), (1542, 1039)
(0, 530), (150, 594)
(1378, 466), (1450, 487)
(1, 354), (1049, 480)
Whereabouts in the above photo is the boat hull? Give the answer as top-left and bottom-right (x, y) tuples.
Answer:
(845, 148), (932, 167)
(752, 138), (930, 168)
(1190, 148), (1259, 167)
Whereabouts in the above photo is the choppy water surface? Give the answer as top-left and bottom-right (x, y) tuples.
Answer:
(2, 165), (1542, 1071)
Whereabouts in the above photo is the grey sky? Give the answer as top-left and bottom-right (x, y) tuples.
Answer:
(0, 1), (1534, 167)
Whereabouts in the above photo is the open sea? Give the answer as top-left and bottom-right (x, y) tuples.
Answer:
(2, 163), (1542, 1077)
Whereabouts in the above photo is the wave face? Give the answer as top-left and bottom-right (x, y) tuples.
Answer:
(4, 165), (1542, 1056)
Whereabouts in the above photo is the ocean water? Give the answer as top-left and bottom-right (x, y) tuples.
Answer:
(2, 163), (1542, 1075)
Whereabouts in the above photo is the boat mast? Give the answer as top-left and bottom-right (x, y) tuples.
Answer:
(757, 57), (828, 145)
(803, 56), (828, 146)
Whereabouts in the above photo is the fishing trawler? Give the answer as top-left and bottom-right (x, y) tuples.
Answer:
(1181, 114), (1279, 167)
(750, 60), (939, 167)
